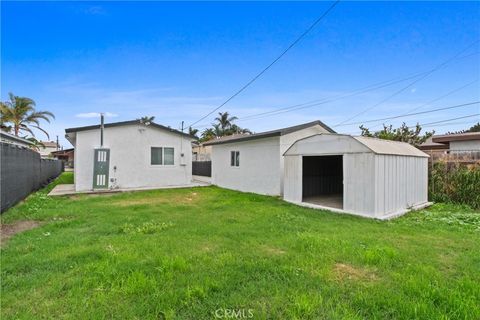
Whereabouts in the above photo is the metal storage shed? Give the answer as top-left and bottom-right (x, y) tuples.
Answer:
(283, 134), (431, 219)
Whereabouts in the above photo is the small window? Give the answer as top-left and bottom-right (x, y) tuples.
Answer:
(164, 147), (174, 165)
(151, 147), (163, 165)
(230, 151), (240, 167)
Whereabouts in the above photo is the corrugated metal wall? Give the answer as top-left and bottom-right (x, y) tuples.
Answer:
(343, 153), (376, 215)
(283, 156), (302, 202)
(374, 155), (428, 217)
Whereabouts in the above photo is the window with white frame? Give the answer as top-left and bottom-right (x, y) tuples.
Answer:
(151, 147), (174, 165)
(230, 151), (240, 167)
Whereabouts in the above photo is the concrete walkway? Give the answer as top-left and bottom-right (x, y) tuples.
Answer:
(48, 181), (211, 196)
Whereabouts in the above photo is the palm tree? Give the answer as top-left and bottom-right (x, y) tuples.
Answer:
(25, 137), (46, 152)
(200, 128), (217, 142)
(0, 93), (54, 138)
(139, 116), (155, 125)
(189, 127), (199, 139)
(214, 112), (238, 131)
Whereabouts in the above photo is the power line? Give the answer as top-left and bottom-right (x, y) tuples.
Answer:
(333, 40), (480, 127)
(334, 101), (479, 127)
(367, 78), (479, 129)
(193, 50), (478, 128)
(420, 114), (480, 127)
(187, 0), (341, 128)
(237, 71), (428, 121)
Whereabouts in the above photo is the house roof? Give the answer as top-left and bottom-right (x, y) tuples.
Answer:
(417, 136), (449, 150)
(51, 148), (74, 155)
(284, 133), (429, 158)
(65, 120), (192, 138)
(202, 120), (335, 146)
(432, 132), (480, 143)
(0, 131), (34, 146)
(40, 141), (59, 148)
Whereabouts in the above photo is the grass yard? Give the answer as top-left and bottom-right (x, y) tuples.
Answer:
(1, 173), (479, 319)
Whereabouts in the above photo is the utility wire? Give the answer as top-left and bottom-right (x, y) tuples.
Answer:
(193, 50), (478, 128)
(420, 114), (480, 127)
(333, 40), (480, 127)
(334, 101), (479, 127)
(187, 0), (341, 128)
(367, 79), (479, 130)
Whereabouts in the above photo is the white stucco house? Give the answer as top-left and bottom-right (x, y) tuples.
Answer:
(65, 120), (193, 191)
(203, 120), (336, 196)
(283, 133), (430, 219)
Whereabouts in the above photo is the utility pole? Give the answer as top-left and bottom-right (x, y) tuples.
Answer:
(56, 135), (59, 151)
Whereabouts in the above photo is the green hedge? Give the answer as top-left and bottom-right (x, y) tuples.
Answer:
(429, 162), (480, 209)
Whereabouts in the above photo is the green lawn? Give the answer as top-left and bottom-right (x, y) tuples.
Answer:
(1, 173), (479, 319)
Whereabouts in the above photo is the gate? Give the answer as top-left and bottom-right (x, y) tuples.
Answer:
(192, 161), (211, 177)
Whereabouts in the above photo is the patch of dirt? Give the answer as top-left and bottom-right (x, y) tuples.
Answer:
(332, 263), (378, 281)
(260, 245), (287, 256)
(1, 220), (41, 245)
(112, 193), (200, 207)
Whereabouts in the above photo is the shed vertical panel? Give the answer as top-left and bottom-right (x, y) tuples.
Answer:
(344, 153), (375, 217)
(284, 156), (302, 202)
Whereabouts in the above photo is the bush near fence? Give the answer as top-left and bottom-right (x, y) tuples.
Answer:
(1, 142), (63, 213)
(428, 151), (480, 209)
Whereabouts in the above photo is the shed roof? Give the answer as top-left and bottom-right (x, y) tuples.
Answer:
(353, 136), (429, 157)
(284, 133), (429, 158)
(202, 120), (335, 146)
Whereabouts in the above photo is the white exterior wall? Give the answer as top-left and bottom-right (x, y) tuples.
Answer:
(450, 140), (480, 151)
(211, 137), (281, 195)
(343, 153), (376, 217)
(374, 155), (428, 218)
(283, 155), (302, 202)
(279, 125), (332, 193)
(74, 124), (192, 191)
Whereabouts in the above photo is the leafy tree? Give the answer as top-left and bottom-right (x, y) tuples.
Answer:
(0, 93), (54, 138)
(359, 122), (434, 146)
(466, 122), (480, 133)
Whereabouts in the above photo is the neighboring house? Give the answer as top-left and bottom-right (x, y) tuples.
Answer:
(0, 131), (34, 148)
(203, 120), (336, 196)
(39, 141), (60, 158)
(51, 148), (75, 168)
(65, 120), (193, 191)
(283, 133), (429, 219)
(418, 132), (480, 152)
(192, 142), (212, 161)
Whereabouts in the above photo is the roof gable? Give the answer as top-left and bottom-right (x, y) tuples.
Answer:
(284, 133), (429, 158)
(203, 120), (335, 146)
(65, 120), (192, 139)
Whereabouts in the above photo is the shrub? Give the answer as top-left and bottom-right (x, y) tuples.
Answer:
(429, 162), (480, 209)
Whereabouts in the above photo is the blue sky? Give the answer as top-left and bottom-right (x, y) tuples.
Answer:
(2, 1), (479, 147)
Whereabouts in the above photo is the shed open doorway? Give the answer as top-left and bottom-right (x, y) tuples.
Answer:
(302, 155), (343, 209)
